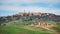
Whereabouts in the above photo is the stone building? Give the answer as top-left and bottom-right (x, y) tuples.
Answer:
(35, 21), (54, 27)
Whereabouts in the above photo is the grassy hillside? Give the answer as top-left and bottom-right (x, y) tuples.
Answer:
(52, 23), (60, 34)
(0, 19), (59, 34)
(0, 26), (51, 34)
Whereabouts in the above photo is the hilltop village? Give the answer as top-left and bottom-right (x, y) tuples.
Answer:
(0, 11), (60, 26)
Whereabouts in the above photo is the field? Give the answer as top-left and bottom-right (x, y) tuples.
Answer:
(0, 20), (60, 34)
(0, 26), (51, 34)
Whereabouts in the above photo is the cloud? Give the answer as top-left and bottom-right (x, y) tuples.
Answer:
(0, 0), (60, 4)
(0, 0), (60, 16)
(0, 6), (60, 15)
(0, 0), (60, 9)
(0, 2), (60, 9)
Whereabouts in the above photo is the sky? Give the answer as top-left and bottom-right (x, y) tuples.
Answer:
(0, 0), (60, 16)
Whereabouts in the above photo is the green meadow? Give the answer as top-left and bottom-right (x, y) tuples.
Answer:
(0, 26), (51, 34)
(0, 20), (60, 34)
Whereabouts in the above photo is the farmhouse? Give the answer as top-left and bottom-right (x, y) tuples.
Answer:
(35, 21), (54, 27)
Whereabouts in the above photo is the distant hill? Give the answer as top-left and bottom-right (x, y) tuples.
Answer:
(0, 12), (60, 25)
